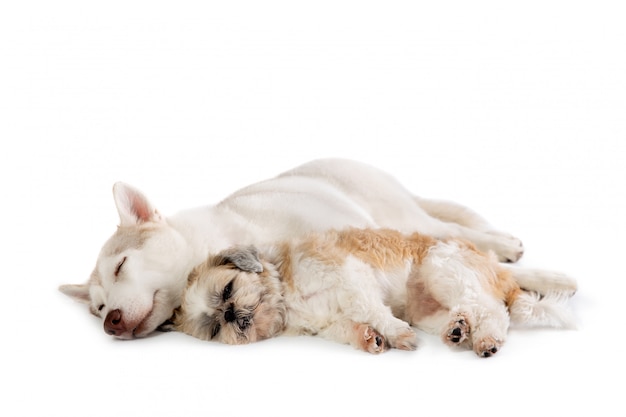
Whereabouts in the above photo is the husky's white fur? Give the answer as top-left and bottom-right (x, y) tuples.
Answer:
(59, 158), (574, 339)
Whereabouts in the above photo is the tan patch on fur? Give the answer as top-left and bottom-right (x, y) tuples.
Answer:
(497, 267), (522, 307)
(329, 228), (443, 324)
(274, 242), (295, 290)
(405, 269), (444, 322)
(294, 233), (346, 266)
(334, 228), (437, 270)
(311, 228), (443, 323)
(454, 240), (521, 306)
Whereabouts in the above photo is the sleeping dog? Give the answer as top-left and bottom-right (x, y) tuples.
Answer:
(173, 228), (576, 357)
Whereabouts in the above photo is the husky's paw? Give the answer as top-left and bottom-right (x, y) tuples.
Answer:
(473, 336), (502, 358)
(485, 231), (524, 263)
(533, 272), (578, 297)
(388, 327), (418, 351)
(360, 325), (387, 354)
(156, 319), (176, 332)
(443, 315), (470, 346)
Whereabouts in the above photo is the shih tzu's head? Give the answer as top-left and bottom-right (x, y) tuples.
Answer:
(174, 245), (286, 344)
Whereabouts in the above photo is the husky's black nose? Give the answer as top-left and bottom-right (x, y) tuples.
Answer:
(104, 309), (126, 336)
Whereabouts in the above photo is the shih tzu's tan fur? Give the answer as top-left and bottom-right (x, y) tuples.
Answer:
(174, 228), (576, 356)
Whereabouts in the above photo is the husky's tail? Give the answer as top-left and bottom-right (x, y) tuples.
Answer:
(509, 291), (576, 329)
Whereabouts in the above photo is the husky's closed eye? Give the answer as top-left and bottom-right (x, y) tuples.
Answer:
(115, 257), (127, 277)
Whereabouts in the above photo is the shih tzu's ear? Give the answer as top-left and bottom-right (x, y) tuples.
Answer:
(213, 245), (264, 273)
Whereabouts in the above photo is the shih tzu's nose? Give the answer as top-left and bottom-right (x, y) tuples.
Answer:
(224, 304), (236, 322)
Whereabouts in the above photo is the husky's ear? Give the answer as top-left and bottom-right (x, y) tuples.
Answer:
(112, 182), (163, 227)
(59, 284), (91, 304)
(214, 246), (263, 273)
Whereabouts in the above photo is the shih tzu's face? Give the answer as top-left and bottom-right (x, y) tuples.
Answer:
(174, 246), (286, 345)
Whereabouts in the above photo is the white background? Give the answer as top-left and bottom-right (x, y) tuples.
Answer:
(1, 1), (624, 416)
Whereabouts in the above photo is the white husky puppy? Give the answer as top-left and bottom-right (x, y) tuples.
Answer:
(59, 158), (574, 339)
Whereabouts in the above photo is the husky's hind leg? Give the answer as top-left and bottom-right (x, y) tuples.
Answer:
(415, 197), (524, 263)
(504, 265), (578, 296)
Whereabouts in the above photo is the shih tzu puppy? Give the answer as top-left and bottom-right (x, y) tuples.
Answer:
(173, 228), (576, 357)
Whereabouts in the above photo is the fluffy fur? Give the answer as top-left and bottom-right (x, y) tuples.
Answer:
(59, 158), (573, 339)
(174, 228), (576, 357)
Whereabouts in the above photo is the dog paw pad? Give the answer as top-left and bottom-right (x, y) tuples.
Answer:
(444, 316), (469, 345)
